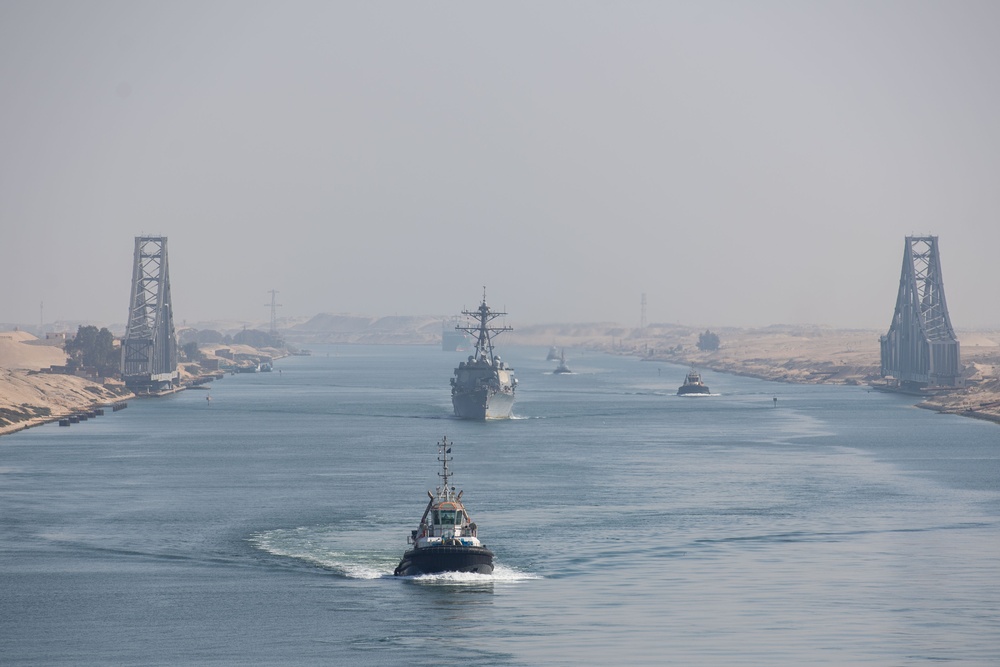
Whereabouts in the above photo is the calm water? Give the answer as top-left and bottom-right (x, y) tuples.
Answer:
(2, 345), (999, 665)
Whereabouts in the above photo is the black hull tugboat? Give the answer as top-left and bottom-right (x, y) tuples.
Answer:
(450, 288), (517, 420)
(394, 437), (494, 577)
(677, 369), (711, 395)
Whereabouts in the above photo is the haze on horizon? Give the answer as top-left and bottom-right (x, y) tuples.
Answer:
(2, 1), (999, 332)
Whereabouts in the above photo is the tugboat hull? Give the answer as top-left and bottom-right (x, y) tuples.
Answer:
(677, 385), (711, 395)
(394, 545), (495, 576)
(452, 388), (515, 420)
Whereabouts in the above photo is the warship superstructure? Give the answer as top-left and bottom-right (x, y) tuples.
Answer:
(450, 289), (517, 420)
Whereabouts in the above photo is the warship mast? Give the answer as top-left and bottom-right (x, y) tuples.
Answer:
(456, 286), (512, 364)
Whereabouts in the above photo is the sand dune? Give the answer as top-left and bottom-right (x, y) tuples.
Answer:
(0, 333), (130, 435)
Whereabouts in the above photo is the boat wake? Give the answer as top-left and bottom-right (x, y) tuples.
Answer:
(250, 527), (396, 579)
(250, 527), (538, 583)
(399, 564), (540, 584)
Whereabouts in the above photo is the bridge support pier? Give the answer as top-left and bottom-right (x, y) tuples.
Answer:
(121, 236), (179, 393)
(880, 236), (962, 389)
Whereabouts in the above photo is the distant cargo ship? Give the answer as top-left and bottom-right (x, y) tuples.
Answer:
(442, 318), (471, 351)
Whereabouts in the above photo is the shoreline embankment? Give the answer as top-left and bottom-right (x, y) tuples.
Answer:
(4, 325), (999, 435)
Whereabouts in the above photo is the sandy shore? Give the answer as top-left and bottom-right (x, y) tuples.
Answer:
(0, 334), (287, 437)
(5, 323), (999, 436)
(0, 332), (133, 436)
(513, 323), (1000, 424)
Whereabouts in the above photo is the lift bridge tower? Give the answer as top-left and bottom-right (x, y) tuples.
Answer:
(880, 236), (962, 390)
(121, 236), (179, 393)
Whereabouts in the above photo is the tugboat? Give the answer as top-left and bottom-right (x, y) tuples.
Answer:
(394, 437), (494, 576)
(677, 369), (711, 395)
(450, 288), (517, 419)
(552, 348), (571, 374)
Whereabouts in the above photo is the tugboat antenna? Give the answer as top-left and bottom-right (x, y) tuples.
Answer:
(437, 436), (453, 495)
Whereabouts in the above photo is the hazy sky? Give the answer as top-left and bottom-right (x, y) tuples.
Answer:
(2, 1), (999, 331)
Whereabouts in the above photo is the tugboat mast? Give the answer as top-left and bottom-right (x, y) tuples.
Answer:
(456, 286), (512, 366)
(436, 436), (455, 501)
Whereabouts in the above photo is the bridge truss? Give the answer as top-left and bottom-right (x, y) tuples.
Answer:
(121, 236), (179, 392)
(880, 236), (962, 389)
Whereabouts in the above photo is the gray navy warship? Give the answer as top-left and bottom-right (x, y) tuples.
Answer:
(450, 289), (517, 420)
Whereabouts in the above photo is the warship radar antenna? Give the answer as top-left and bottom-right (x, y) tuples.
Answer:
(457, 286), (512, 365)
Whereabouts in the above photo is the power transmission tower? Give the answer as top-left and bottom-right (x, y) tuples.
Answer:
(265, 289), (282, 337)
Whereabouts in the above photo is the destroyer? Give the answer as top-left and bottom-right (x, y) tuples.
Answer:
(450, 288), (517, 419)
(393, 437), (494, 576)
(677, 369), (711, 395)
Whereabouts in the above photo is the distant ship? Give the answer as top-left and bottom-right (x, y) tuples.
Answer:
(546, 346), (559, 361)
(393, 436), (494, 576)
(677, 369), (711, 395)
(552, 348), (571, 374)
(450, 288), (517, 420)
(442, 317), (471, 351)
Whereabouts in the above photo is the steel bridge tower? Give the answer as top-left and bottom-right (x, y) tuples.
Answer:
(880, 236), (962, 389)
(121, 236), (179, 393)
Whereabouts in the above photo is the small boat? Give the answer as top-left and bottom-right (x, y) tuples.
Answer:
(677, 369), (711, 395)
(394, 437), (494, 576)
(546, 346), (559, 361)
(552, 349), (571, 374)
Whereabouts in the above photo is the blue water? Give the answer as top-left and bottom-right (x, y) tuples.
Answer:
(2, 346), (999, 665)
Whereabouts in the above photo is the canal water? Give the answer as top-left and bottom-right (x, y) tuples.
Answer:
(2, 345), (998, 665)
